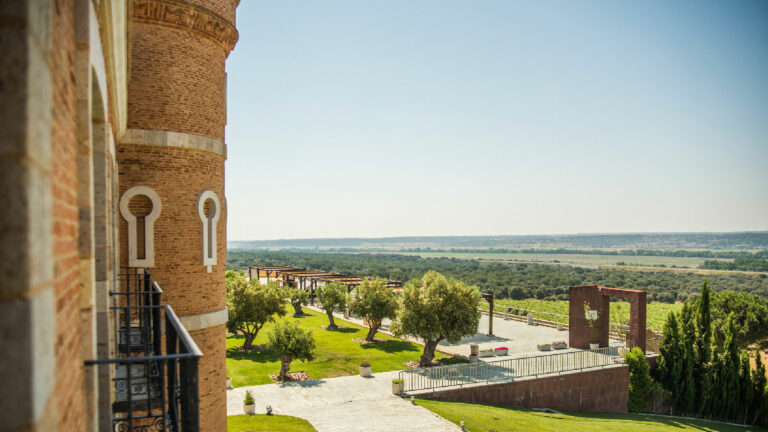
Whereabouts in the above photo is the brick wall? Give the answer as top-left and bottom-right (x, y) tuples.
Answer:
(51, 0), (88, 429)
(420, 365), (629, 413)
(117, 145), (226, 316)
(127, 23), (228, 140)
(191, 324), (228, 432)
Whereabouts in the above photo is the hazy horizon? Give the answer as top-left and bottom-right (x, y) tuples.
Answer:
(225, 1), (768, 241)
(229, 230), (768, 243)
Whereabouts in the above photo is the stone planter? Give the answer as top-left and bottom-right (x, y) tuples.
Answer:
(392, 381), (403, 395)
(552, 341), (568, 350)
(469, 344), (479, 356)
(590, 342), (599, 350)
(537, 343), (552, 351)
(494, 348), (508, 356)
(469, 354), (479, 363)
(226, 377), (232, 389)
(360, 366), (371, 377)
(243, 404), (256, 415)
(478, 349), (494, 358)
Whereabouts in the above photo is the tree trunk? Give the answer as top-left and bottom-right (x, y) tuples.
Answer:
(292, 300), (303, 317)
(419, 339), (440, 367)
(279, 354), (292, 381)
(365, 323), (381, 342)
(243, 332), (256, 350)
(326, 311), (337, 329)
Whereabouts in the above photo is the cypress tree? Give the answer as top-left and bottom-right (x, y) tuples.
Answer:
(740, 352), (753, 424)
(752, 348), (767, 425)
(657, 311), (683, 413)
(720, 313), (741, 421)
(680, 303), (697, 416)
(695, 281), (713, 414)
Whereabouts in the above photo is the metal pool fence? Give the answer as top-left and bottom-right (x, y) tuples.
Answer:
(399, 346), (622, 394)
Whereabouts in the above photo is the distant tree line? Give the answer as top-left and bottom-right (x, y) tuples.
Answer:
(403, 248), (768, 260)
(699, 258), (768, 272)
(227, 251), (768, 302)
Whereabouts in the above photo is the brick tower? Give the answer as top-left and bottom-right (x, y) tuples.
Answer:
(118, 1), (238, 430)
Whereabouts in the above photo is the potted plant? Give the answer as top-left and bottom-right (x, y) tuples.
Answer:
(360, 360), (372, 377)
(584, 301), (600, 349)
(243, 390), (256, 415)
(469, 353), (479, 363)
(494, 346), (508, 356)
(226, 375), (232, 389)
(392, 378), (404, 395)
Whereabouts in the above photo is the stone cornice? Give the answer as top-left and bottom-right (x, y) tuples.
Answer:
(179, 308), (229, 332)
(121, 128), (227, 157)
(133, 0), (238, 54)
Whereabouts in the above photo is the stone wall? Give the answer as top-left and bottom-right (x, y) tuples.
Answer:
(418, 365), (629, 413)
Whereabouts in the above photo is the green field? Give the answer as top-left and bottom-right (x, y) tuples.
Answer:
(395, 251), (717, 269)
(416, 399), (764, 432)
(481, 299), (682, 332)
(226, 309), (454, 387)
(228, 414), (317, 432)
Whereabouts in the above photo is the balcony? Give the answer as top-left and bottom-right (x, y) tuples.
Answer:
(86, 269), (202, 431)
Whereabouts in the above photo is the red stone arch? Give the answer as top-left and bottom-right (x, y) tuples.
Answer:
(568, 285), (647, 352)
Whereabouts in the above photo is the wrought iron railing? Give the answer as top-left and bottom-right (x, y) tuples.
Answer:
(85, 269), (203, 431)
(399, 346), (622, 394)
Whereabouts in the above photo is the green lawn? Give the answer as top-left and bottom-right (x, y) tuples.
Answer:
(226, 309), (455, 387)
(227, 414), (316, 432)
(416, 399), (764, 432)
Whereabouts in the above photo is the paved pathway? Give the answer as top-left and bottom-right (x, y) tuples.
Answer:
(227, 371), (460, 432)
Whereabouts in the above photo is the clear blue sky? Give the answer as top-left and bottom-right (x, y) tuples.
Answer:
(225, 1), (768, 241)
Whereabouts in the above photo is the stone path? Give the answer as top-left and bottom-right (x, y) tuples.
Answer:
(227, 371), (460, 432)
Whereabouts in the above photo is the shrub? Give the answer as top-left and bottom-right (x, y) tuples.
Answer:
(360, 360), (371, 367)
(243, 391), (254, 405)
(625, 347), (652, 413)
(392, 378), (404, 384)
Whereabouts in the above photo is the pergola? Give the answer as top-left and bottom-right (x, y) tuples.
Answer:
(248, 265), (403, 304)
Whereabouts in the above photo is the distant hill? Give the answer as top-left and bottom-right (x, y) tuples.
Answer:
(229, 232), (768, 251)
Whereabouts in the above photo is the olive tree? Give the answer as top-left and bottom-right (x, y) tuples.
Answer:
(268, 321), (316, 381)
(316, 281), (347, 330)
(349, 277), (398, 341)
(286, 287), (309, 317)
(226, 275), (286, 349)
(391, 271), (481, 366)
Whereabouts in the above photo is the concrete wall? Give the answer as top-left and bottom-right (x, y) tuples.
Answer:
(419, 365), (629, 413)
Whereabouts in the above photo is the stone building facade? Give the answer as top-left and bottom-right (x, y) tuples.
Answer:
(0, 0), (238, 430)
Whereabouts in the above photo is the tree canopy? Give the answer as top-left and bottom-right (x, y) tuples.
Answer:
(391, 271), (481, 366)
(316, 281), (347, 330)
(226, 273), (286, 349)
(268, 321), (316, 381)
(349, 277), (398, 341)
